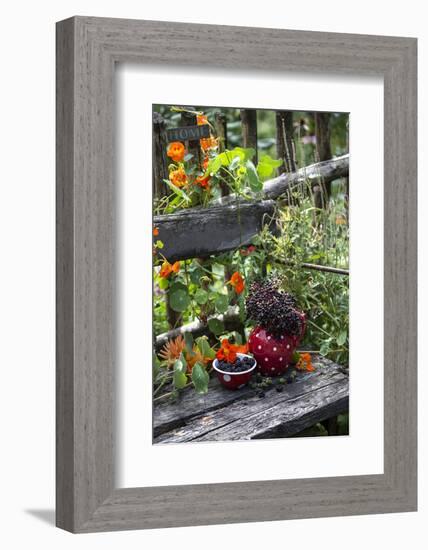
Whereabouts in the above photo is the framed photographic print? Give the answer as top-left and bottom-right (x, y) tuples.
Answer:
(56, 17), (417, 532)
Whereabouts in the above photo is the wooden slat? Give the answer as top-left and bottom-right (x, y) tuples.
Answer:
(155, 200), (276, 262)
(196, 377), (348, 441)
(153, 356), (347, 440)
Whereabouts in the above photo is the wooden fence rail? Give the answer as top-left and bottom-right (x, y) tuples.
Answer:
(154, 155), (349, 263)
(155, 200), (277, 263)
(214, 154), (349, 205)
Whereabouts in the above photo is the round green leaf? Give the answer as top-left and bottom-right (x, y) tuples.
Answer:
(169, 289), (191, 312)
(208, 318), (225, 336)
(194, 288), (208, 305)
(169, 281), (188, 294)
(191, 362), (209, 394)
(246, 159), (263, 192)
(214, 294), (229, 314)
(190, 268), (203, 285)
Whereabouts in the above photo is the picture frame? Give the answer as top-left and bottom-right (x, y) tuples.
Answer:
(56, 16), (417, 533)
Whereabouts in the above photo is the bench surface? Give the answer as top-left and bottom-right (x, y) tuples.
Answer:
(153, 355), (349, 444)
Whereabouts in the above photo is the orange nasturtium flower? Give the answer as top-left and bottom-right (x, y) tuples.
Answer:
(195, 174), (210, 189)
(159, 260), (180, 279)
(200, 136), (218, 152)
(153, 226), (159, 236)
(202, 156), (210, 171)
(169, 166), (188, 188)
(296, 352), (315, 372)
(167, 141), (186, 163)
(216, 338), (249, 364)
(229, 271), (245, 294)
(197, 114), (208, 125)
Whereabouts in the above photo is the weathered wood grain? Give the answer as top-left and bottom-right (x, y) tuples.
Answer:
(154, 356), (342, 438)
(214, 154), (349, 206)
(198, 377), (348, 441)
(155, 200), (276, 262)
(154, 357), (348, 443)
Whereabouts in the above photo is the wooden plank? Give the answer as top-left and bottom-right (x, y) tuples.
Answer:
(155, 368), (347, 443)
(196, 377), (348, 441)
(153, 356), (345, 439)
(155, 200), (276, 262)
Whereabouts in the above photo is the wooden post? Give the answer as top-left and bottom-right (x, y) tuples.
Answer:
(180, 109), (200, 166)
(314, 112), (332, 196)
(152, 112), (168, 199)
(215, 112), (228, 152)
(215, 112), (229, 197)
(240, 109), (258, 163)
(276, 110), (296, 174)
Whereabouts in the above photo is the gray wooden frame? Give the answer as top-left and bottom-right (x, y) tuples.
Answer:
(56, 16), (417, 533)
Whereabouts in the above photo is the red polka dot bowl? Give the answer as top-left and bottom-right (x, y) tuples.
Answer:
(212, 353), (257, 390)
(248, 316), (306, 376)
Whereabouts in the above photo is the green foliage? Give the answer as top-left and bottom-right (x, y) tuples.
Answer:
(153, 105), (350, 403)
(214, 294), (229, 314)
(257, 154), (283, 181)
(208, 317), (225, 335)
(173, 359), (187, 389)
(169, 289), (191, 312)
(191, 362), (210, 394)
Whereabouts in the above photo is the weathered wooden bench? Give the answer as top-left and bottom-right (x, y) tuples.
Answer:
(154, 355), (349, 444)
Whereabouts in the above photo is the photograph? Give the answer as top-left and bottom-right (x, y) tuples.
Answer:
(152, 104), (350, 443)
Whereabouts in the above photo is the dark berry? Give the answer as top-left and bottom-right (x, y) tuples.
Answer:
(245, 278), (303, 339)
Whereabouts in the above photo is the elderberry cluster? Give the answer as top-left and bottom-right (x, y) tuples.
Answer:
(245, 279), (302, 338)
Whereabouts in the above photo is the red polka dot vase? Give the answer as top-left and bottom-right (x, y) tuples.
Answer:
(248, 314), (306, 376)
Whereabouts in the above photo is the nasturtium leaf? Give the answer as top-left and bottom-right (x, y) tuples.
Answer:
(191, 362), (209, 394)
(256, 154), (283, 181)
(320, 341), (331, 356)
(190, 268), (203, 285)
(173, 369), (187, 389)
(172, 358), (187, 389)
(228, 155), (242, 171)
(214, 294), (229, 314)
(169, 281), (188, 294)
(163, 179), (191, 203)
(195, 336), (216, 359)
(246, 160), (263, 191)
(204, 147), (255, 177)
(231, 147), (256, 162)
(208, 318), (225, 336)
(194, 288), (208, 304)
(169, 289), (191, 312)
(336, 331), (347, 347)
(234, 332), (243, 345)
(158, 277), (169, 290)
(184, 332), (194, 353)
